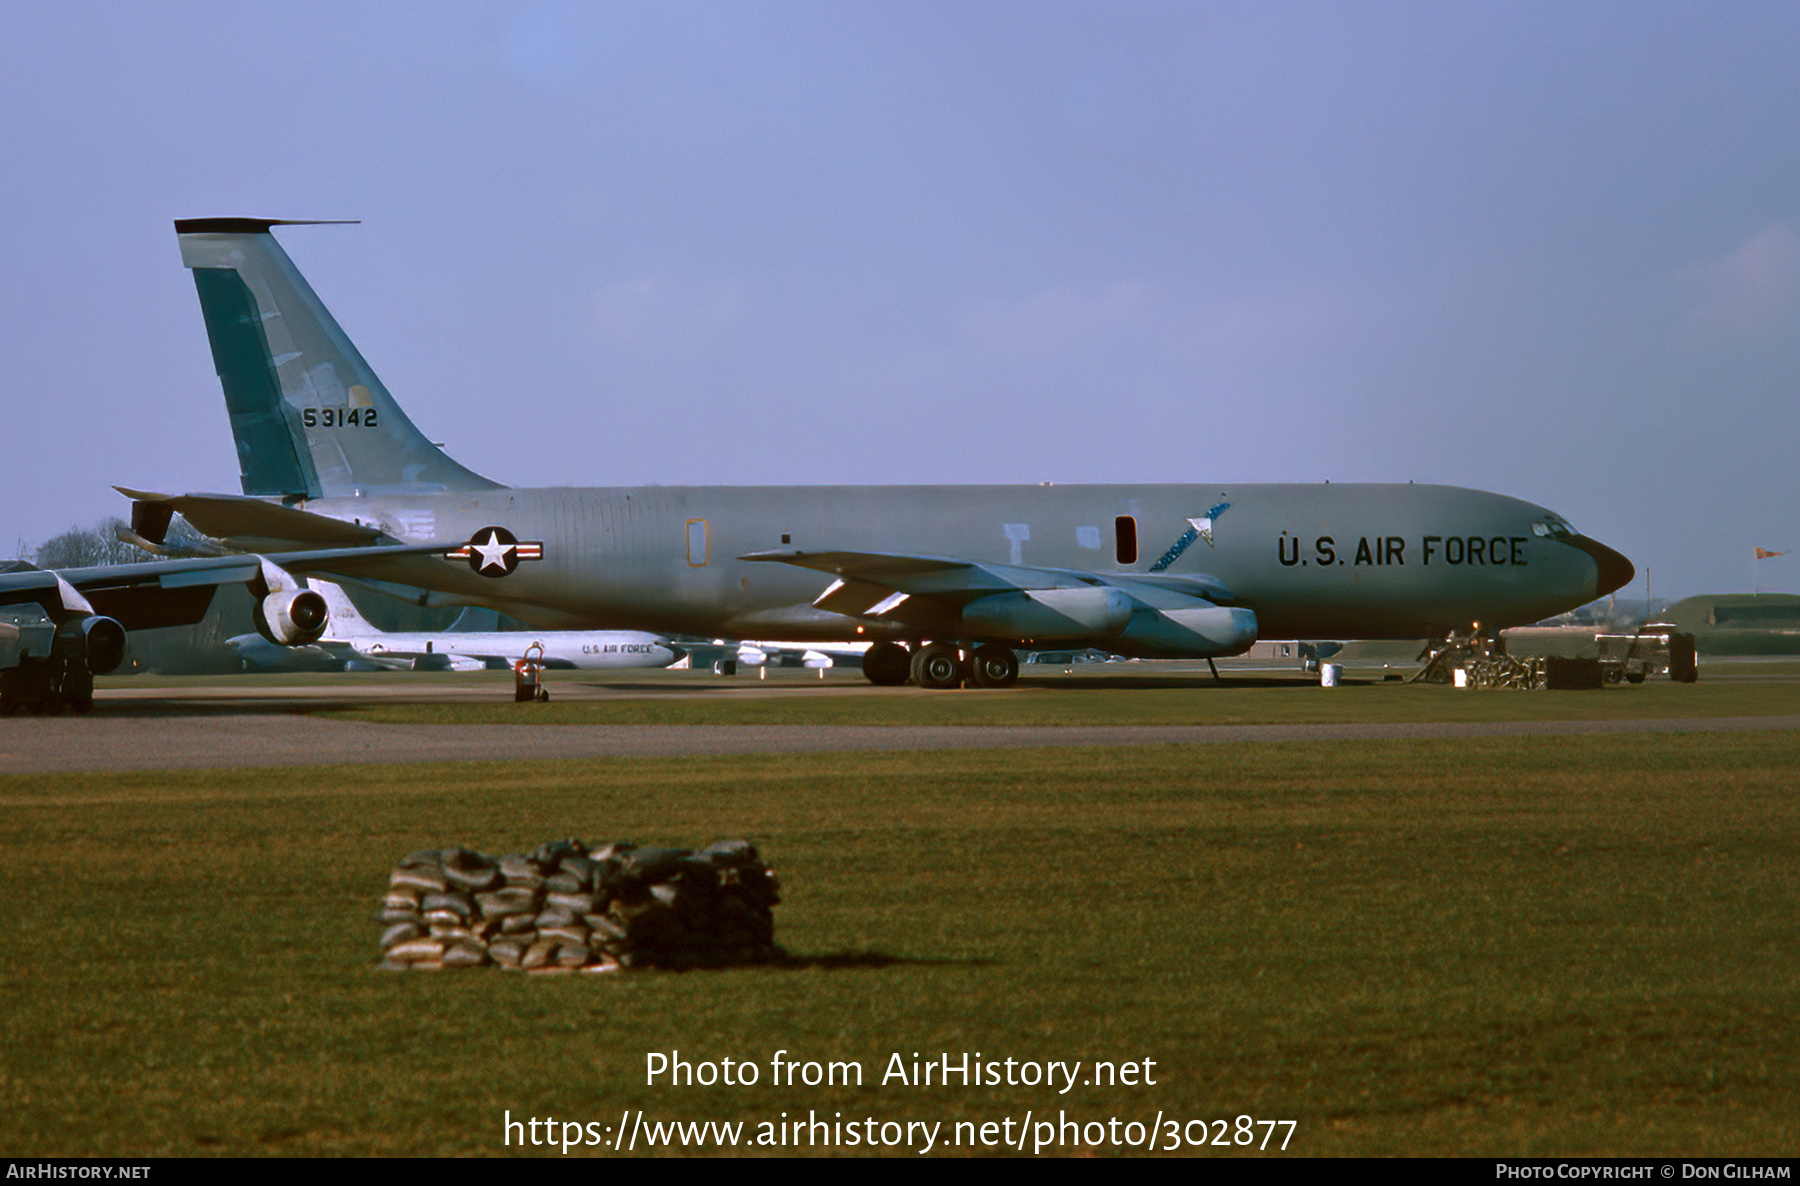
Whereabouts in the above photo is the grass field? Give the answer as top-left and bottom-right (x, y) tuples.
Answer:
(2, 733), (1795, 1156)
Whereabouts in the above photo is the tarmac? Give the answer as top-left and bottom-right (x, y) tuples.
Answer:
(2, 677), (1797, 772)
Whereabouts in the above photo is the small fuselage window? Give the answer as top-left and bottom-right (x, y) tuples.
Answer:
(1115, 516), (1138, 565)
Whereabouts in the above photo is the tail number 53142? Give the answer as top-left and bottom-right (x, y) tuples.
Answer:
(302, 407), (379, 428)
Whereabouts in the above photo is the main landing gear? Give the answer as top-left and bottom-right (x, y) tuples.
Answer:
(860, 641), (1020, 689)
(968, 645), (1019, 688)
(861, 641), (912, 686)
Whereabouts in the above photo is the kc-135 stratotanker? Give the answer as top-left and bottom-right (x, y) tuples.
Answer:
(110, 218), (1634, 690)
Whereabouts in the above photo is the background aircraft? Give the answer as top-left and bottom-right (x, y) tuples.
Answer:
(125, 219), (1635, 689)
(0, 551), (329, 712)
(700, 638), (870, 676)
(0, 525), (489, 711)
(227, 580), (680, 672)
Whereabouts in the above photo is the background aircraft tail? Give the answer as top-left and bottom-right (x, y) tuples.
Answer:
(309, 579), (380, 639)
(446, 604), (502, 632)
(175, 219), (502, 499)
(314, 577), (501, 637)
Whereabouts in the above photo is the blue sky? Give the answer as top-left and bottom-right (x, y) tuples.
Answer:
(5, 1), (1799, 599)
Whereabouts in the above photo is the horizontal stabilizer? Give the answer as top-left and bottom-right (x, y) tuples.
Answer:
(173, 218), (359, 234)
(111, 522), (230, 558)
(116, 488), (385, 549)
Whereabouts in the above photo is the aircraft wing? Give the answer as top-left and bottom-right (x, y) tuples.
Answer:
(269, 541), (462, 576)
(0, 540), (459, 711)
(740, 548), (1094, 589)
(0, 556), (278, 630)
(0, 543), (453, 630)
(226, 633), (394, 672)
(738, 547), (1236, 623)
(347, 641), (501, 671)
(736, 547), (1256, 657)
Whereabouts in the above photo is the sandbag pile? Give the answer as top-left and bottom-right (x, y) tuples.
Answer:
(376, 838), (781, 973)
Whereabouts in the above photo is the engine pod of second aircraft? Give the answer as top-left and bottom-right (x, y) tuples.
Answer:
(959, 588), (1135, 641)
(1110, 605), (1260, 659)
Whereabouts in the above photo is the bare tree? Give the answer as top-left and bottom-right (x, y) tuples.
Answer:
(32, 518), (154, 569)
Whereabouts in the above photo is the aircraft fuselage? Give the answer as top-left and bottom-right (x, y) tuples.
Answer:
(301, 481), (1622, 645)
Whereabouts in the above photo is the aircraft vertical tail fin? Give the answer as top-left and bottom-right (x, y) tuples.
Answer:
(309, 579), (381, 639)
(174, 219), (503, 499)
(446, 604), (502, 632)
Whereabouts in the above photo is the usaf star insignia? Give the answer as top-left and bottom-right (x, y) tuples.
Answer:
(446, 526), (544, 577)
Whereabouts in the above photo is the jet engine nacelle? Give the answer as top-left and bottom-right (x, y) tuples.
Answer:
(960, 587), (1134, 642)
(254, 588), (329, 646)
(56, 614), (128, 674)
(1110, 605), (1259, 659)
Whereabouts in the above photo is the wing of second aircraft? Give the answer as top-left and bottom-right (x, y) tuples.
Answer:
(0, 542), (454, 629)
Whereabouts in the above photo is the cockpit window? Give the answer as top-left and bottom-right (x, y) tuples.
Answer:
(1531, 514), (1578, 541)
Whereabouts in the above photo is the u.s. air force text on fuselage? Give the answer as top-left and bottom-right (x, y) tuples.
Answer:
(1279, 533), (1537, 568)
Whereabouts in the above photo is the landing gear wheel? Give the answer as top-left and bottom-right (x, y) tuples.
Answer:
(911, 642), (966, 690)
(969, 645), (1019, 688)
(70, 698), (94, 715)
(862, 641), (912, 686)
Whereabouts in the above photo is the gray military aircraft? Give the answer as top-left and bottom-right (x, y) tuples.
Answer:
(227, 580), (681, 672)
(0, 544), (441, 711)
(120, 218), (1634, 689)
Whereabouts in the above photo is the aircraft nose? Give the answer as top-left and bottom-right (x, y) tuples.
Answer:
(1571, 535), (1635, 599)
